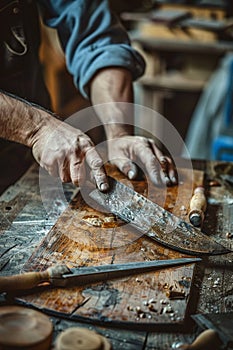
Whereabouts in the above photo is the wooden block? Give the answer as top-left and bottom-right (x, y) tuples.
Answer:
(0, 306), (53, 350)
(55, 327), (111, 350)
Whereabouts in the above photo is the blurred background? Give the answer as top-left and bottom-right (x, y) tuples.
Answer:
(39, 0), (233, 156)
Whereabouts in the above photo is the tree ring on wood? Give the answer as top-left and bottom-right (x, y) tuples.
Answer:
(0, 305), (53, 350)
(55, 327), (112, 350)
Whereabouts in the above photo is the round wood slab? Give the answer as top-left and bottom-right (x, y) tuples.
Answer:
(55, 327), (111, 350)
(0, 306), (53, 350)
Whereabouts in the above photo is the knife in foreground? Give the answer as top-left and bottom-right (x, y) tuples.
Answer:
(89, 177), (230, 256)
(0, 258), (201, 293)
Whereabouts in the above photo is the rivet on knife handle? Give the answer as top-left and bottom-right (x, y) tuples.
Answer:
(89, 177), (230, 256)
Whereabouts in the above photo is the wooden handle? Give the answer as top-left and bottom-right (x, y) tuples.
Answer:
(0, 270), (50, 293)
(189, 329), (221, 350)
(0, 265), (70, 293)
(174, 329), (221, 350)
(55, 327), (111, 350)
(188, 187), (207, 227)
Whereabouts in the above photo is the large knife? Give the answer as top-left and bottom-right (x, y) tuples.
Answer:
(0, 258), (201, 293)
(89, 177), (230, 256)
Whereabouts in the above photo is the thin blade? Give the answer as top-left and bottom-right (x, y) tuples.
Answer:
(62, 258), (201, 286)
(89, 177), (230, 256)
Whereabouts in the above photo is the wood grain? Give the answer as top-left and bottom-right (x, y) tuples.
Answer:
(18, 167), (203, 330)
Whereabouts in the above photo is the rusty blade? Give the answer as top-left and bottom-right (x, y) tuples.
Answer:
(89, 177), (230, 256)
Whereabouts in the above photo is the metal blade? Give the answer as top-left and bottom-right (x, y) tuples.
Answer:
(61, 258), (201, 286)
(89, 177), (230, 256)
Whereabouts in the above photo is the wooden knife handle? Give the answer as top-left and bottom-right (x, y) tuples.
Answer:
(189, 329), (221, 350)
(188, 187), (207, 227)
(174, 329), (221, 350)
(0, 270), (50, 293)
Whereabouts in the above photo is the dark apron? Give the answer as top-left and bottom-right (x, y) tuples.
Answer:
(0, 0), (51, 193)
(0, 0), (50, 108)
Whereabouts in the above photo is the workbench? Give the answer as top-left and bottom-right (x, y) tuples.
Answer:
(0, 159), (233, 349)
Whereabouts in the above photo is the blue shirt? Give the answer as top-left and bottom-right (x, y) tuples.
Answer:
(38, 0), (145, 99)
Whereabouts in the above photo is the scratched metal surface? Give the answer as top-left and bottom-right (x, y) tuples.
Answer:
(89, 177), (227, 255)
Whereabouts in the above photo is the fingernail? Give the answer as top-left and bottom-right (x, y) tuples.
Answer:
(165, 176), (172, 186)
(100, 183), (109, 192)
(128, 170), (136, 179)
(172, 176), (178, 184)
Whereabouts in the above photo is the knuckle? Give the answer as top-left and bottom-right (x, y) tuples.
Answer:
(78, 135), (94, 149)
(85, 148), (103, 169)
(72, 159), (82, 167)
(89, 158), (103, 168)
(92, 169), (107, 181)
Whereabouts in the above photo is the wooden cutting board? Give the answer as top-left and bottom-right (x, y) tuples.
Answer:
(18, 166), (204, 331)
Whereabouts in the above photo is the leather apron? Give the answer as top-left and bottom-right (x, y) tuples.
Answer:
(0, 0), (50, 108)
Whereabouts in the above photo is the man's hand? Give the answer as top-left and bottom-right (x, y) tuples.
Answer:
(107, 135), (177, 186)
(0, 92), (108, 190)
(31, 119), (109, 191)
(90, 68), (178, 187)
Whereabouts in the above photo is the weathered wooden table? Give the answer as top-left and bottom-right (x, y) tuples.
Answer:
(0, 159), (232, 349)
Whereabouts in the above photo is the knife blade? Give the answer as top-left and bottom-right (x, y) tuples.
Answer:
(59, 257), (201, 286)
(89, 177), (230, 256)
(0, 259), (201, 292)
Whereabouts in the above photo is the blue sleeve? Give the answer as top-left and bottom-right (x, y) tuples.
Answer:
(37, 0), (145, 99)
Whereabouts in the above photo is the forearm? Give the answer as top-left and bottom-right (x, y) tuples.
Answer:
(90, 68), (134, 139)
(0, 91), (58, 147)
(0, 91), (109, 190)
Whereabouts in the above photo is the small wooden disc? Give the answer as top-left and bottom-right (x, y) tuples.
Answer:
(55, 327), (112, 350)
(0, 306), (53, 350)
(99, 334), (112, 350)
